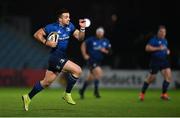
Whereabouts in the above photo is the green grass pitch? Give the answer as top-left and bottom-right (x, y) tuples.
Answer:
(0, 87), (180, 117)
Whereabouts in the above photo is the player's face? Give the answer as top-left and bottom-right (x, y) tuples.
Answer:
(96, 32), (104, 39)
(157, 28), (166, 39)
(59, 13), (70, 25)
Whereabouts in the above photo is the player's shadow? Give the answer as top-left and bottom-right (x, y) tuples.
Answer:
(40, 108), (74, 112)
(41, 108), (64, 111)
(40, 108), (73, 112)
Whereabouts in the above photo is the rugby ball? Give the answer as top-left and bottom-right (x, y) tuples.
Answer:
(84, 18), (91, 27)
(47, 32), (59, 43)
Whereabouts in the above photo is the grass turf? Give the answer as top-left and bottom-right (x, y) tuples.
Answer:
(0, 87), (180, 117)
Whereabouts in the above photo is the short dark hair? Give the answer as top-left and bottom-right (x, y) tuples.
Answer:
(57, 8), (69, 18)
(158, 25), (166, 30)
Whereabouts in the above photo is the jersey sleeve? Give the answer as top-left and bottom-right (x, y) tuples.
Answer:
(103, 39), (111, 49)
(85, 37), (91, 46)
(165, 39), (168, 46)
(147, 38), (155, 46)
(69, 22), (76, 34)
(106, 39), (112, 49)
(43, 24), (54, 35)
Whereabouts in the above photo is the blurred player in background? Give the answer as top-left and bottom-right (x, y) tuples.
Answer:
(79, 27), (112, 99)
(139, 25), (172, 101)
(22, 9), (86, 111)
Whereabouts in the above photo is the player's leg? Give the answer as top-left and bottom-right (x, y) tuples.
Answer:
(141, 74), (156, 94)
(91, 66), (103, 98)
(58, 72), (69, 87)
(22, 70), (57, 111)
(79, 72), (93, 99)
(29, 70), (57, 98)
(160, 68), (172, 100)
(61, 60), (82, 104)
(139, 66), (158, 101)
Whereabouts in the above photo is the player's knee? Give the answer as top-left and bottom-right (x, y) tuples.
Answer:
(93, 70), (103, 79)
(93, 74), (100, 80)
(77, 67), (82, 77)
(87, 74), (93, 81)
(41, 72), (56, 87)
(96, 74), (102, 79)
(73, 66), (82, 78)
(148, 79), (154, 84)
(41, 79), (53, 87)
(165, 75), (172, 82)
(146, 74), (156, 84)
(164, 70), (172, 82)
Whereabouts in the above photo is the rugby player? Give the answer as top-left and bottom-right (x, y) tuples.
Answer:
(79, 27), (112, 99)
(139, 25), (172, 101)
(22, 9), (86, 111)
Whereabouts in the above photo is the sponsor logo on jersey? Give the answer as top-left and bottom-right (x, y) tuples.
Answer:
(66, 27), (71, 32)
(60, 59), (65, 64)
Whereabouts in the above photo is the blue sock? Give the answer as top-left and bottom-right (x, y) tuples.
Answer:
(162, 80), (170, 94)
(66, 74), (78, 93)
(28, 81), (44, 99)
(141, 82), (149, 94)
(94, 79), (99, 94)
(81, 80), (89, 93)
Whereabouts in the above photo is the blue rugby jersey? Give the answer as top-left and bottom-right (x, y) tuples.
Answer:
(147, 36), (168, 60)
(44, 22), (75, 56)
(85, 36), (111, 62)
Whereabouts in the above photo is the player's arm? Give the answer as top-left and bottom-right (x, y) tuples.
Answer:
(166, 41), (170, 55)
(106, 47), (113, 55)
(81, 42), (90, 60)
(33, 28), (57, 47)
(145, 44), (166, 52)
(100, 48), (109, 54)
(100, 42), (112, 55)
(167, 49), (170, 55)
(73, 19), (86, 41)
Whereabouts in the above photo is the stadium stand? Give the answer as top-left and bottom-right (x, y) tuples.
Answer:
(0, 21), (50, 69)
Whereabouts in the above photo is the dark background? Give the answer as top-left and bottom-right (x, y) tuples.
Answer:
(1, 0), (180, 69)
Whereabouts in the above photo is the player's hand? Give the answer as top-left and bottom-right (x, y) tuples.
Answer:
(159, 45), (166, 51)
(167, 49), (170, 55)
(100, 48), (109, 54)
(84, 55), (90, 60)
(46, 40), (57, 48)
(79, 19), (86, 29)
